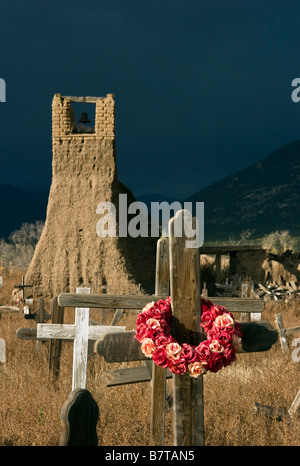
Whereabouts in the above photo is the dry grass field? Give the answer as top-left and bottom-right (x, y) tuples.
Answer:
(0, 268), (299, 446)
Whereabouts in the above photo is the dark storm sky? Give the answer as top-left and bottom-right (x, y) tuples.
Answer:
(1, 0), (300, 200)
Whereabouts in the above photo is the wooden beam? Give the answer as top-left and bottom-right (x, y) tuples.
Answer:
(49, 295), (64, 381)
(106, 366), (173, 387)
(169, 210), (204, 447)
(200, 245), (268, 254)
(58, 293), (166, 309)
(62, 96), (104, 103)
(151, 237), (169, 445)
(94, 331), (141, 361)
(288, 389), (300, 419)
(209, 297), (264, 313)
(58, 293), (264, 313)
(0, 306), (20, 313)
(286, 325), (300, 335)
(37, 323), (126, 341)
(238, 321), (278, 353)
(16, 327), (37, 340)
(94, 321), (278, 362)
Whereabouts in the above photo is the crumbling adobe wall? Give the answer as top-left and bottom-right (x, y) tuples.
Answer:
(262, 253), (300, 285)
(230, 248), (300, 285)
(229, 249), (269, 283)
(26, 93), (156, 299)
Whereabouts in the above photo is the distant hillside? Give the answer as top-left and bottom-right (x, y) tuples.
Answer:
(136, 192), (179, 208)
(185, 141), (300, 241)
(0, 185), (49, 238)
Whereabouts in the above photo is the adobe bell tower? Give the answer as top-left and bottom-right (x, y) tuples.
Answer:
(25, 93), (156, 299)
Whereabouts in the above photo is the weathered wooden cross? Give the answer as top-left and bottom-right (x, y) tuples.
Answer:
(254, 388), (300, 421)
(274, 313), (300, 354)
(36, 287), (126, 390)
(14, 275), (33, 300)
(57, 210), (278, 446)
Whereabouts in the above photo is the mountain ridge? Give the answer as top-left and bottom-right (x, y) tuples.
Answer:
(185, 140), (300, 241)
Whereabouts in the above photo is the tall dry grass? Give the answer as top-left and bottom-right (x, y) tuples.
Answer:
(0, 269), (299, 446)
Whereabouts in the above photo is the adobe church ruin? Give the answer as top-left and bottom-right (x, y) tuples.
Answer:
(26, 93), (156, 299)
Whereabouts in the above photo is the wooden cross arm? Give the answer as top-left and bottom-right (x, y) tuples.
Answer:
(58, 293), (166, 309)
(0, 306), (20, 313)
(57, 293), (264, 314)
(94, 321), (278, 362)
(105, 366), (173, 387)
(14, 283), (33, 288)
(16, 325), (126, 341)
(238, 321), (278, 353)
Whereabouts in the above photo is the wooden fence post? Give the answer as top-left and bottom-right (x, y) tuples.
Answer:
(169, 210), (204, 446)
(49, 296), (65, 380)
(150, 237), (169, 445)
(240, 283), (251, 322)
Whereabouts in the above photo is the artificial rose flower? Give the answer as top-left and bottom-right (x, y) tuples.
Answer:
(156, 298), (171, 310)
(206, 352), (224, 373)
(154, 334), (174, 347)
(146, 320), (170, 341)
(214, 313), (234, 328)
(156, 298), (172, 325)
(207, 326), (234, 346)
(168, 359), (187, 375)
(234, 321), (243, 338)
(164, 309), (173, 326)
(210, 305), (228, 319)
(142, 302), (155, 313)
(145, 307), (166, 321)
(200, 311), (215, 332)
(195, 340), (211, 364)
(181, 343), (198, 362)
(146, 318), (161, 329)
(223, 347), (236, 366)
(209, 339), (225, 353)
(165, 342), (182, 359)
(135, 323), (149, 342)
(188, 361), (205, 378)
(141, 338), (155, 357)
(152, 347), (169, 368)
(135, 313), (148, 326)
(201, 299), (214, 313)
(146, 328), (166, 342)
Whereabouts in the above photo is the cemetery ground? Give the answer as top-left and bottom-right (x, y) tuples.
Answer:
(0, 268), (299, 446)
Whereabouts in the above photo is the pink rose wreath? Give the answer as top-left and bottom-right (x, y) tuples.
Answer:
(135, 297), (243, 377)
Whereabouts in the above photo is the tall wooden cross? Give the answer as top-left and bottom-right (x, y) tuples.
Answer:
(91, 210), (278, 446)
(14, 275), (33, 300)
